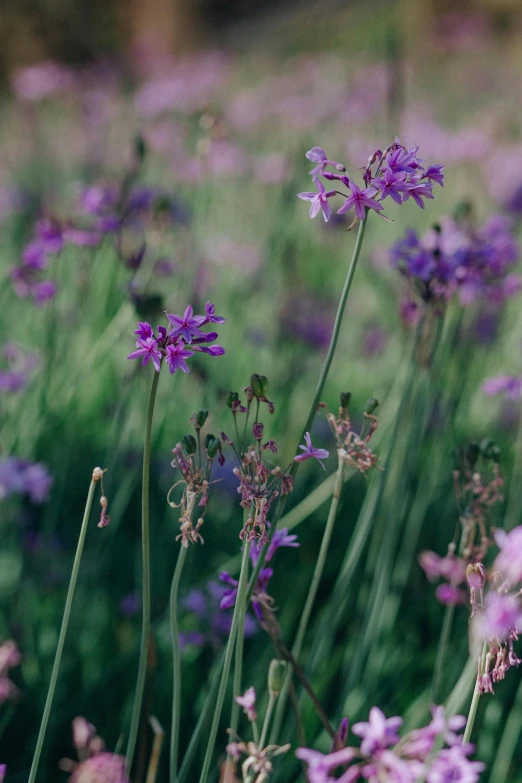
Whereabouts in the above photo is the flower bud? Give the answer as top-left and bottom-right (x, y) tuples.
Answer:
(340, 392), (351, 409)
(206, 436), (220, 458)
(364, 397), (379, 415)
(226, 391), (239, 409)
(479, 437), (500, 462)
(252, 422), (264, 441)
(268, 659), (288, 696)
(182, 435), (197, 455)
(192, 409), (208, 429)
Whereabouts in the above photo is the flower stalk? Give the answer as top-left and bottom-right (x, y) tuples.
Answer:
(170, 544), (188, 783)
(28, 471), (99, 783)
(126, 368), (161, 772)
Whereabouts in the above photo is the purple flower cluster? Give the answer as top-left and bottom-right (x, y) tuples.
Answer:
(0, 343), (39, 395)
(220, 526), (299, 626)
(391, 215), (520, 311)
(127, 302), (225, 375)
(10, 219), (62, 305)
(298, 139), (443, 223)
(297, 706), (484, 783)
(0, 457), (53, 504)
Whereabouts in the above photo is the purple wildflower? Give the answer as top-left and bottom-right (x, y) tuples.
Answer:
(373, 168), (407, 204)
(167, 305), (206, 342)
(295, 747), (356, 783)
(134, 322), (154, 340)
(483, 374), (522, 400)
(127, 338), (162, 372)
(352, 707), (402, 755)
(476, 593), (522, 641)
(402, 176), (434, 209)
(294, 432), (330, 469)
(494, 526), (522, 585)
(427, 746), (484, 783)
(297, 180), (337, 222)
(204, 301), (226, 324)
(425, 164), (445, 187)
(337, 180), (384, 221)
(165, 342), (194, 374)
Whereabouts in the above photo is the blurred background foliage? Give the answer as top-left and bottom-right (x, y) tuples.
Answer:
(2, 0), (522, 780)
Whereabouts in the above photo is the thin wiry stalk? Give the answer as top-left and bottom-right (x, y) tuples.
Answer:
(169, 544), (188, 783)
(126, 369), (161, 772)
(28, 474), (98, 783)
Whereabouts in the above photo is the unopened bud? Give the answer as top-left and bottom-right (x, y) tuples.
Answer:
(364, 397), (379, 415)
(226, 391), (239, 409)
(92, 467), (105, 482)
(206, 436), (220, 458)
(182, 435), (197, 455)
(252, 422), (264, 441)
(268, 659), (288, 696)
(192, 410), (208, 429)
(340, 392), (351, 410)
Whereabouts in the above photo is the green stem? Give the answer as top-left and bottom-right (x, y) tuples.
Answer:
(505, 408), (522, 530)
(126, 369), (161, 772)
(294, 216), (367, 460)
(170, 544), (188, 783)
(246, 217), (368, 599)
(199, 540), (251, 783)
(462, 642), (487, 745)
(271, 456), (345, 744)
(259, 693), (276, 750)
(177, 651), (224, 783)
(488, 672), (522, 782)
(431, 603), (456, 705)
(229, 509), (251, 743)
(28, 475), (98, 783)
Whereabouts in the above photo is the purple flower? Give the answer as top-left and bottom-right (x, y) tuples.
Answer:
(352, 706), (402, 755)
(297, 180), (337, 222)
(402, 177), (434, 209)
(127, 337), (162, 372)
(120, 591), (141, 617)
(23, 463), (54, 503)
(425, 164), (445, 187)
(165, 342), (194, 374)
(294, 432), (330, 470)
(305, 146), (346, 181)
(373, 168), (407, 205)
(482, 374), (522, 400)
(476, 593), (522, 641)
(0, 458), (52, 503)
(494, 526), (522, 584)
(133, 322), (154, 340)
(191, 344), (225, 356)
(33, 280), (58, 305)
(167, 305), (206, 343)
(70, 753), (129, 783)
(337, 181), (384, 221)
(427, 746), (484, 783)
(235, 686), (257, 722)
(204, 301), (226, 324)
(295, 746), (356, 783)
(266, 527), (299, 562)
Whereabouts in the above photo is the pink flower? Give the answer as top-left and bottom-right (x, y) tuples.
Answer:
(294, 433), (330, 470)
(298, 180), (337, 222)
(352, 707), (402, 755)
(235, 686), (257, 722)
(494, 526), (522, 584)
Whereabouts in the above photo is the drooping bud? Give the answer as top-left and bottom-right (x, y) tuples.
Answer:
(268, 659), (288, 697)
(206, 436), (220, 458)
(191, 410), (208, 429)
(330, 717), (349, 753)
(226, 391), (239, 409)
(250, 374), (264, 398)
(252, 422), (264, 442)
(182, 435), (197, 455)
(340, 392), (351, 410)
(364, 397), (379, 415)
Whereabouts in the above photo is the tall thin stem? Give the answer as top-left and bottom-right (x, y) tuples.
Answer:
(259, 693), (276, 750)
(170, 544), (188, 783)
(296, 216), (367, 455)
(247, 216), (368, 599)
(462, 642), (488, 745)
(126, 369), (161, 772)
(28, 474), (98, 783)
(271, 455), (345, 744)
(229, 510), (250, 744)
(199, 540), (252, 783)
(431, 603), (456, 704)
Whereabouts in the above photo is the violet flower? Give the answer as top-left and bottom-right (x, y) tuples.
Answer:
(165, 342), (194, 374)
(167, 305), (207, 342)
(127, 338), (162, 372)
(352, 707), (402, 755)
(372, 168), (407, 204)
(337, 180), (384, 221)
(235, 686), (257, 722)
(294, 432), (330, 469)
(297, 180), (337, 222)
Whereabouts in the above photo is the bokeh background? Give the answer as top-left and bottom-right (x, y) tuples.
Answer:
(2, 0), (522, 780)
